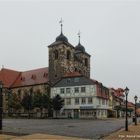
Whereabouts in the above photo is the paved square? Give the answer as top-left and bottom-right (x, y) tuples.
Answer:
(3, 118), (133, 139)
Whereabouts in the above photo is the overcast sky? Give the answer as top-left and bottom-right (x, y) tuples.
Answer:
(0, 0), (139, 102)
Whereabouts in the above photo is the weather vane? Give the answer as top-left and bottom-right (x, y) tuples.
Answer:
(59, 18), (63, 34)
(78, 31), (81, 44)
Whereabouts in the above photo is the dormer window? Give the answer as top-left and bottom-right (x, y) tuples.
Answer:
(31, 74), (36, 80)
(43, 73), (48, 78)
(21, 77), (25, 81)
(74, 77), (79, 83)
(67, 78), (71, 83)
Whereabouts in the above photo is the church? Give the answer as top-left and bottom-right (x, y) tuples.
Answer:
(0, 22), (129, 119)
(0, 21), (91, 115)
(48, 21), (90, 85)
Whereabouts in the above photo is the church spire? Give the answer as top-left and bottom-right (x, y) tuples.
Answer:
(59, 18), (63, 34)
(56, 18), (68, 42)
(75, 30), (85, 53)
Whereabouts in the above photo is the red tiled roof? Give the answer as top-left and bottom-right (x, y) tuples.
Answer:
(0, 67), (49, 88)
(63, 72), (82, 77)
(91, 79), (109, 99)
(12, 67), (48, 88)
(0, 68), (20, 88)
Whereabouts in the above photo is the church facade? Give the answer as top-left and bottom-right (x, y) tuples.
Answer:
(48, 23), (90, 85)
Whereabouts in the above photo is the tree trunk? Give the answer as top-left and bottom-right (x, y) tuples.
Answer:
(40, 108), (43, 118)
(56, 110), (57, 118)
(28, 109), (30, 119)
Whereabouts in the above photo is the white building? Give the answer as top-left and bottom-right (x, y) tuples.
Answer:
(51, 73), (110, 119)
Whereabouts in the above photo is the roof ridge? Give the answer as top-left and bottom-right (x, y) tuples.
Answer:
(1, 68), (20, 73)
(23, 67), (48, 73)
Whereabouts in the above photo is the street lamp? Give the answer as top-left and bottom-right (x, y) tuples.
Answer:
(0, 81), (3, 130)
(124, 87), (129, 131)
(134, 95), (138, 125)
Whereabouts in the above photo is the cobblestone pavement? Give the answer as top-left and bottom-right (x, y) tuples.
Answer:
(104, 122), (140, 140)
(2, 118), (133, 139)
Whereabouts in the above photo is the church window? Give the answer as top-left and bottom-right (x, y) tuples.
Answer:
(17, 89), (21, 99)
(54, 50), (59, 59)
(67, 50), (71, 60)
(85, 58), (88, 66)
(75, 68), (77, 72)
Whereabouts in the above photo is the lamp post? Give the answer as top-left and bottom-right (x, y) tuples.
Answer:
(125, 87), (129, 131)
(0, 81), (3, 130)
(134, 95), (138, 125)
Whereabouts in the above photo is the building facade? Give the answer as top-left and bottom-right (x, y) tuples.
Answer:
(0, 68), (49, 115)
(51, 73), (109, 119)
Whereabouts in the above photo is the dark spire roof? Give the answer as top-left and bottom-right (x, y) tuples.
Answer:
(75, 31), (85, 53)
(55, 18), (68, 42)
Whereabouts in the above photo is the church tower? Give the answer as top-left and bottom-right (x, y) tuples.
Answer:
(48, 21), (91, 85)
(74, 32), (90, 78)
(48, 20), (75, 85)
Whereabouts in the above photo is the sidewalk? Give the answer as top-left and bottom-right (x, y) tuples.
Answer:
(0, 133), (89, 140)
(104, 123), (140, 140)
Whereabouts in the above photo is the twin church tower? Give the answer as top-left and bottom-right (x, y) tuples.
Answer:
(48, 21), (91, 85)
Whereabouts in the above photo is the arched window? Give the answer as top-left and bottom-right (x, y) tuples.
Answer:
(85, 58), (88, 66)
(54, 50), (59, 60)
(75, 68), (77, 72)
(67, 50), (71, 60)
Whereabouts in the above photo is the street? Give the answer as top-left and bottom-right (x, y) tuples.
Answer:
(2, 118), (134, 139)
